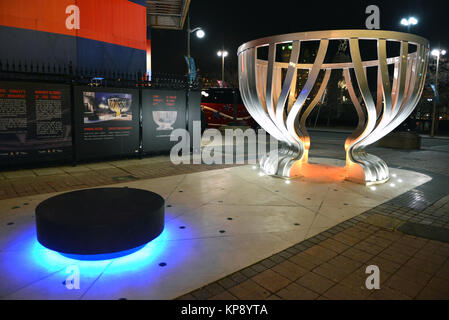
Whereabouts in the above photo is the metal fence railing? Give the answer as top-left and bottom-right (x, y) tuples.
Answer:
(0, 59), (201, 90)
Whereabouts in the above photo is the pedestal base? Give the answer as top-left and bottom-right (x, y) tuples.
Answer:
(35, 188), (165, 255)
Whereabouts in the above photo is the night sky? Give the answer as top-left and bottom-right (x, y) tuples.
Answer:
(150, 0), (449, 77)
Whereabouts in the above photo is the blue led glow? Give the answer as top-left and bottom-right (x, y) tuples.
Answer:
(0, 208), (196, 299)
(29, 228), (172, 274)
(60, 245), (146, 261)
(2, 217), (192, 281)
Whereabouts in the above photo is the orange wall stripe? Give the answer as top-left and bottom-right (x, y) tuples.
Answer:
(0, 0), (146, 51)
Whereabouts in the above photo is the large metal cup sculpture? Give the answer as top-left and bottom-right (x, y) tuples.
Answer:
(108, 97), (131, 117)
(238, 30), (429, 185)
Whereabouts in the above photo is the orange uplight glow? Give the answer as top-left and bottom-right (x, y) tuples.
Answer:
(287, 155), (369, 184)
(290, 161), (347, 183)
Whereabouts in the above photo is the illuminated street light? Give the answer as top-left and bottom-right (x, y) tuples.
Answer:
(186, 12), (205, 136)
(186, 13), (206, 82)
(400, 17), (418, 26)
(432, 49), (446, 57)
(409, 17), (418, 25)
(217, 50), (229, 83)
(195, 29), (205, 39)
(400, 16), (418, 32)
(217, 50), (229, 57)
(430, 48), (446, 137)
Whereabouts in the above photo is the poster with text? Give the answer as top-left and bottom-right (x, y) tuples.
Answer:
(74, 87), (139, 160)
(0, 82), (72, 166)
(142, 89), (186, 153)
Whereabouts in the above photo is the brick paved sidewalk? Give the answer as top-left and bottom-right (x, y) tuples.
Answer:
(1, 152), (448, 300)
(177, 168), (449, 300)
(0, 156), (237, 200)
(178, 214), (449, 300)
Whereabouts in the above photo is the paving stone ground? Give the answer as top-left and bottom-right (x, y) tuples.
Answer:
(175, 135), (449, 300)
(178, 215), (449, 300)
(175, 167), (449, 300)
(1, 133), (449, 300)
(0, 156), (237, 200)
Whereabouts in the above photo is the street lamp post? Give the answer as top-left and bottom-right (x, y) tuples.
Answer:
(186, 12), (205, 82)
(431, 49), (446, 137)
(185, 12), (205, 149)
(217, 50), (228, 84)
(400, 17), (418, 32)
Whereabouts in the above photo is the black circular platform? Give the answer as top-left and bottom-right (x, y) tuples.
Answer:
(35, 188), (165, 255)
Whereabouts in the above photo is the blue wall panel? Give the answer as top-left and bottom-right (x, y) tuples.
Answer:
(0, 26), (146, 74)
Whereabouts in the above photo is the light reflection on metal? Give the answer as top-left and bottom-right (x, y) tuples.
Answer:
(238, 30), (429, 185)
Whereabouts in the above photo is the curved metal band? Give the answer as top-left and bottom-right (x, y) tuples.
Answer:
(238, 29), (429, 185)
(238, 30), (429, 55)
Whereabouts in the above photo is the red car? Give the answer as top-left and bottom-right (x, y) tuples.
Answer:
(201, 88), (257, 129)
